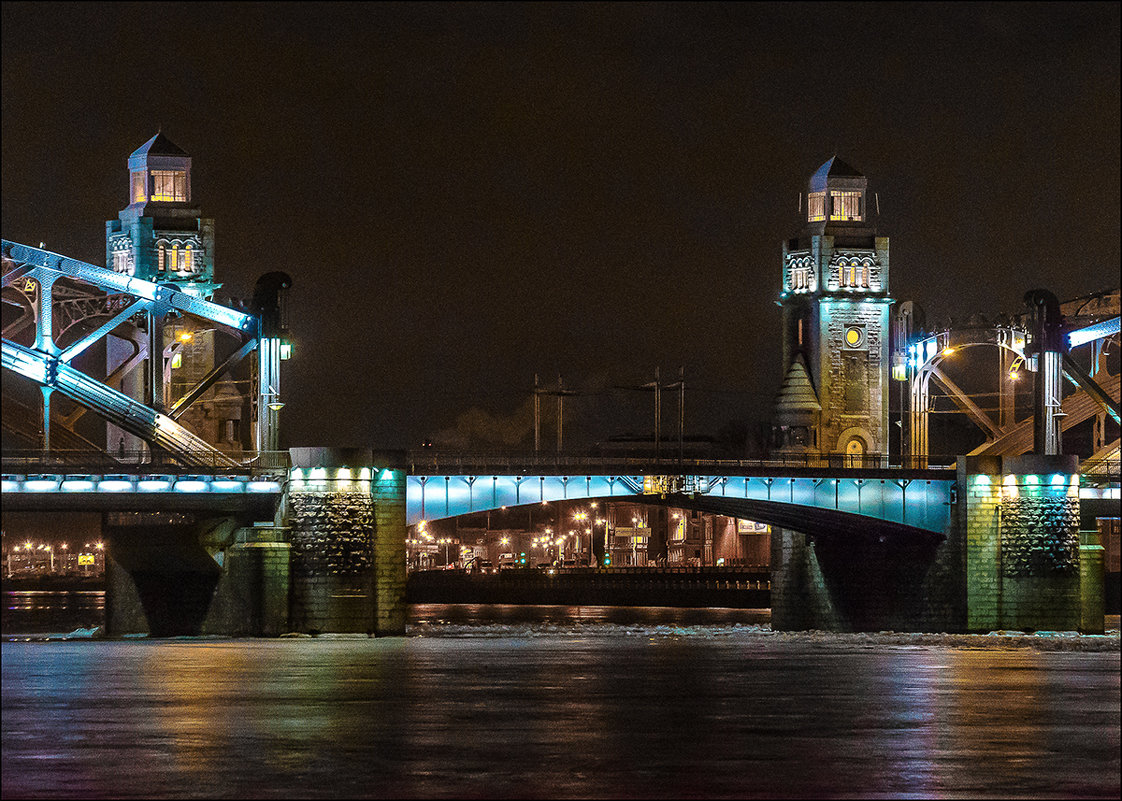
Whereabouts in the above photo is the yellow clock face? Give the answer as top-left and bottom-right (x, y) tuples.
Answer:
(844, 326), (865, 349)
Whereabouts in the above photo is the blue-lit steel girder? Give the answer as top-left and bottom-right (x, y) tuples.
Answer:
(58, 297), (150, 363)
(2, 241), (256, 334)
(404, 473), (955, 533)
(1069, 316), (1120, 349)
(2, 339), (236, 467)
(2, 239), (271, 464)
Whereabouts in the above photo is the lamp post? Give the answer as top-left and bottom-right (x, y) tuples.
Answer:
(572, 511), (587, 562)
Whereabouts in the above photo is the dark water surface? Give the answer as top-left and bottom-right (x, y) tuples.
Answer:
(3, 614), (1119, 799)
(3, 590), (105, 634)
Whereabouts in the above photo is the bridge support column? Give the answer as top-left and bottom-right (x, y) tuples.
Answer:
(103, 512), (226, 637)
(287, 448), (407, 636)
(203, 525), (291, 636)
(768, 527), (841, 631)
(962, 454), (1083, 632)
(371, 456), (407, 635)
(1079, 529), (1105, 635)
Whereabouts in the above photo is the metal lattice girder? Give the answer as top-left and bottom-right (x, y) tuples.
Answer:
(58, 298), (150, 363)
(1062, 353), (1121, 422)
(169, 336), (258, 420)
(969, 371), (1121, 456)
(1069, 317), (1120, 349)
(2, 240), (256, 335)
(928, 365), (1003, 438)
(2, 339), (236, 467)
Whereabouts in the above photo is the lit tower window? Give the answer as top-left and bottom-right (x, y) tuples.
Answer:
(151, 170), (188, 202)
(830, 191), (861, 221)
(184, 243), (193, 272)
(807, 192), (826, 222)
(131, 171), (146, 203)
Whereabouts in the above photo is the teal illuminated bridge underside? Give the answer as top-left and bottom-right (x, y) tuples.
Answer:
(403, 473), (956, 533)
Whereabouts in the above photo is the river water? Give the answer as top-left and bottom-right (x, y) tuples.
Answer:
(2, 602), (1119, 799)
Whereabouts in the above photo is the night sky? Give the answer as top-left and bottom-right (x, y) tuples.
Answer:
(2, 3), (1118, 451)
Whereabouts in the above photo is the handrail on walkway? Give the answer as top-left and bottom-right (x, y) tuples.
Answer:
(0, 449), (290, 475)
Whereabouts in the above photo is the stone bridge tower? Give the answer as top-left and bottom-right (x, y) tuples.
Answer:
(773, 157), (893, 461)
(106, 133), (218, 298)
(103, 134), (239, 453)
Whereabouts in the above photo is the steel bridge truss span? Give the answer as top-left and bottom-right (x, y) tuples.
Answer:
(2, 340), (236, 467)
(907, 318), (1120, 458)
(2, 240), (264, 466)
(405, 473), (955, 533)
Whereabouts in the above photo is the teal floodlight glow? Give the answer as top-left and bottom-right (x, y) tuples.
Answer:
(61, 476), (96, 491)
(138, 475), (174, 491)
(24, 475), (61, 492)
(98, 475), (135, 492)
(174, 477), (210, 492)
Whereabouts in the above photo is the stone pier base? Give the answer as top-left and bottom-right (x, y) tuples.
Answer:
(963, 455), (1085, 632)
(287, 448), (407, 636)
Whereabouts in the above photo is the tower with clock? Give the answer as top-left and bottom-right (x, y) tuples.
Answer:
(772, 156), (893, 461)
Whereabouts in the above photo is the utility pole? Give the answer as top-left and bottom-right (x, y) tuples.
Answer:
(665, 366), (685, 465)
(533, 375), (579, 453)
(533, 374), (541, 453)
(643, 367), (662, 460)
(557, 374), (564, 453)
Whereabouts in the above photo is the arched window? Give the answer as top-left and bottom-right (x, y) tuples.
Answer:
(171, 243), (179, 271)
(861, 263), (869, 288)
(158, 243), (166, 272)
(846, 438), (865, 457)
(838, 263), (847, 287)
(184, 244), (193, 272)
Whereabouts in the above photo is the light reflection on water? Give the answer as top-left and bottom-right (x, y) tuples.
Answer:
(3, 630), (1119, 798)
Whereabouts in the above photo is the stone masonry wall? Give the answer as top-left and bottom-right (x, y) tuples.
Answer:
(963, 456), (1082, 632)
(289, 490), (376, 633)
(372, 469), (407, 635)
(999, 495), (1080, 577)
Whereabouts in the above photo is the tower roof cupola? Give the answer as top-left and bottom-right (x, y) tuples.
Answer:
(808, 156), (864, 192)
(803, 156), (872, 231)
(127, 133), (192, 207)
(130, 132), (190, 160)
(109, 132), (215, 297)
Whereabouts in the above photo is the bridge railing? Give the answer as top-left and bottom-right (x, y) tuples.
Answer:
(1081, 456), (1121, 481)
(0, 449), (290, 475)
(404, 450), (960, 475)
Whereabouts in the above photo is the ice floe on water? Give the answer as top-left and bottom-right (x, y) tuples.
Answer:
(405, 620), (1121, 651)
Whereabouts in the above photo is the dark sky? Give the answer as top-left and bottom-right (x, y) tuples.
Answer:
(3, 2), (1119, 450)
